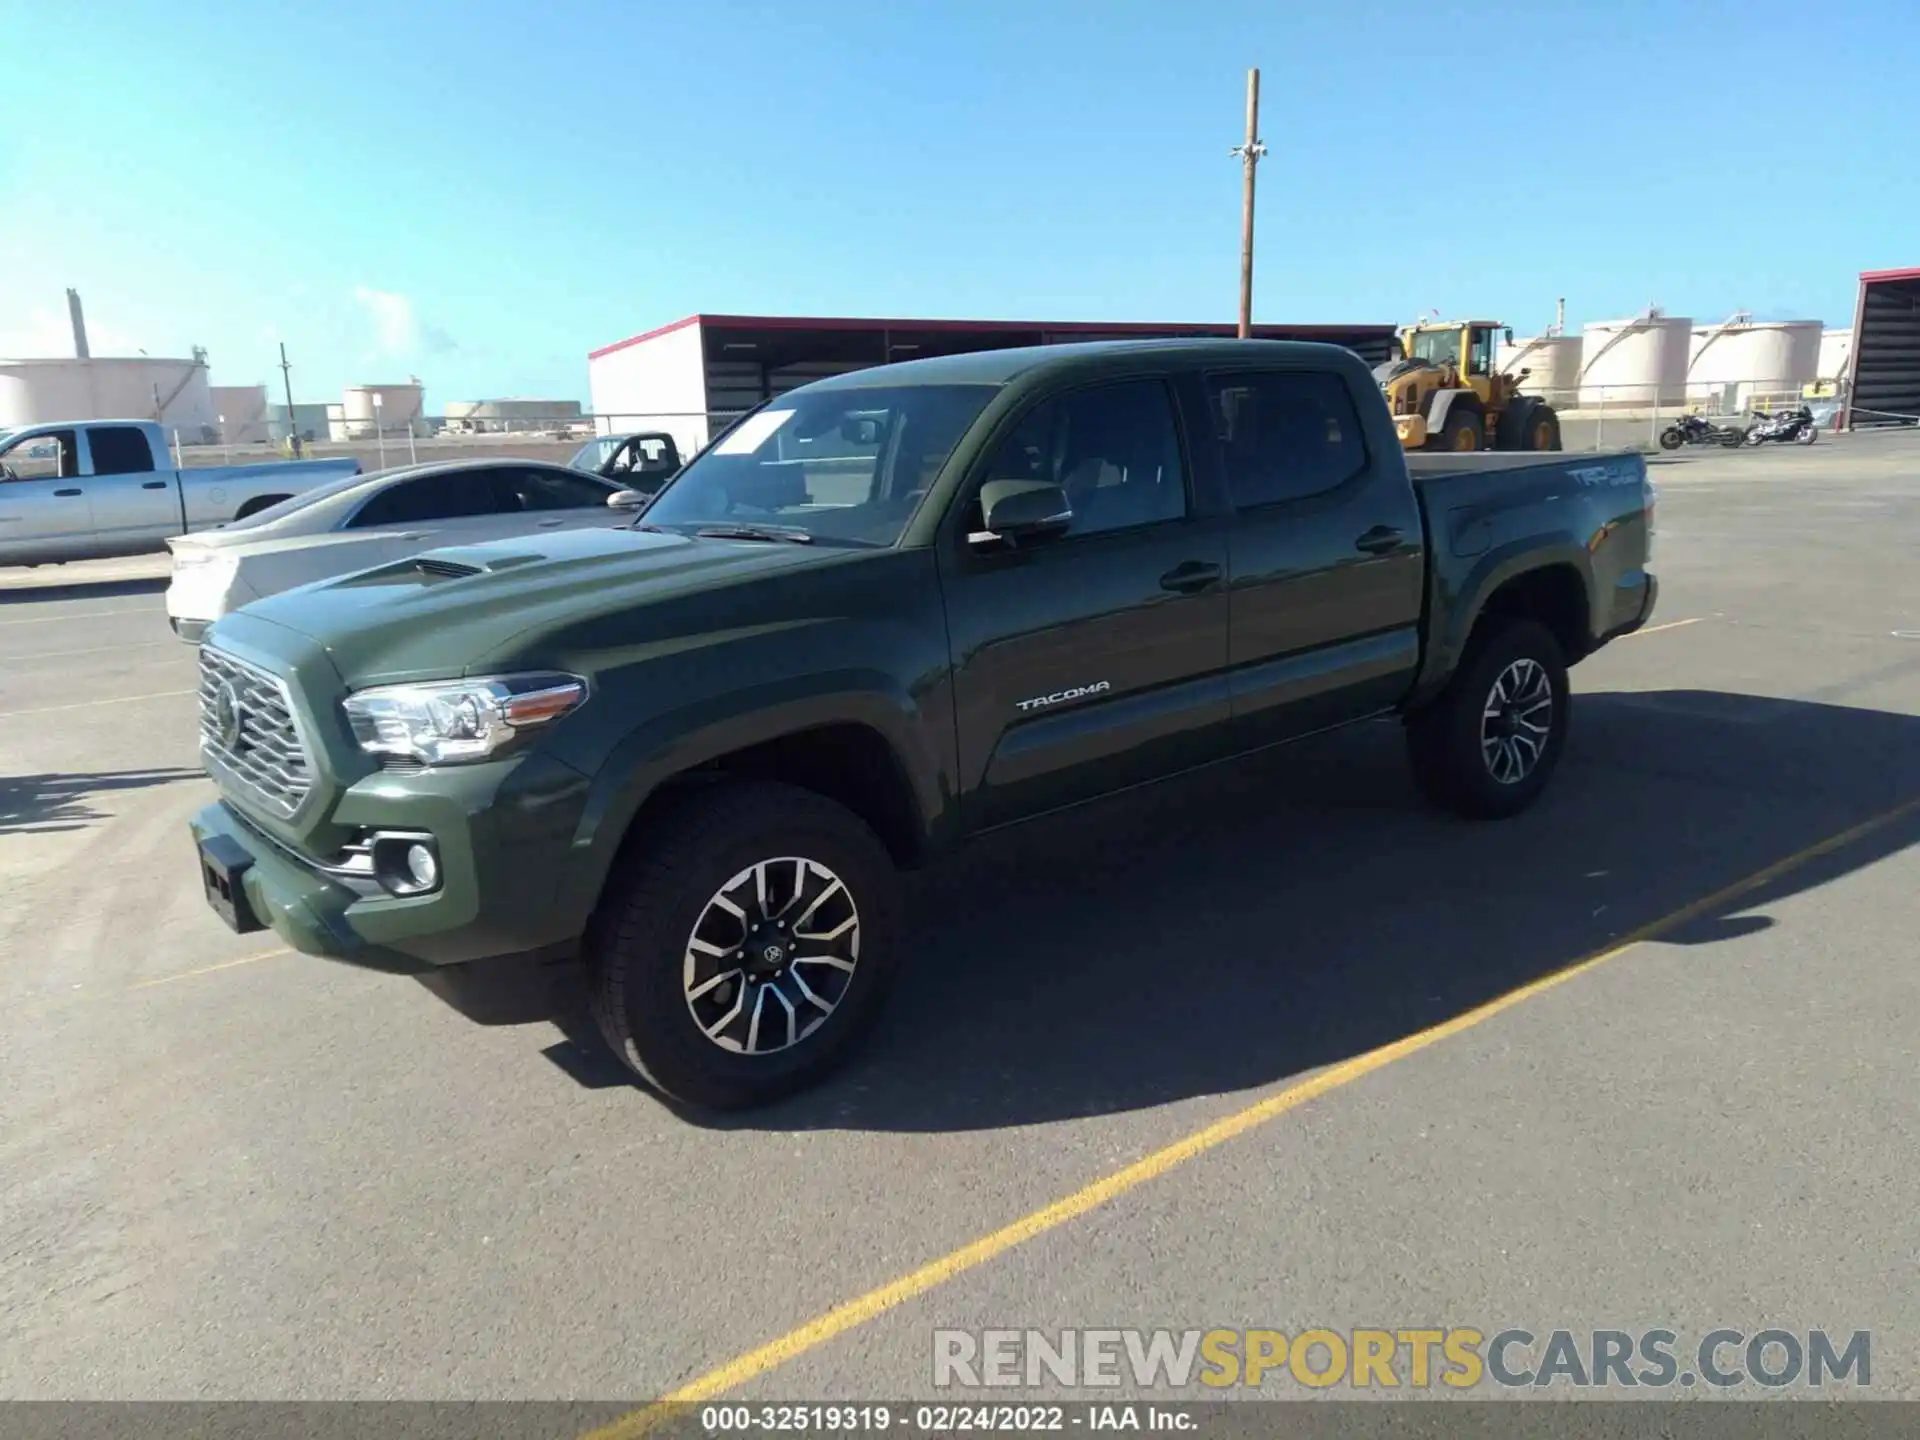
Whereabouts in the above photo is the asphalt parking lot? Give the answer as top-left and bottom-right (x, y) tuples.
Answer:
(3, 433), (1918, 1417)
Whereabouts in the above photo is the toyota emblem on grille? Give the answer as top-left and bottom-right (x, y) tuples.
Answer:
(211, 678), (246, 749)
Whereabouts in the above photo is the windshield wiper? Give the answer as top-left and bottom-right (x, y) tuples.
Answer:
(692, 523), (814, 545)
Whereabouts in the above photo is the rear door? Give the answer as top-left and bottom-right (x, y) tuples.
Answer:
(939, 375), (1233, 831)
(1205, 367), (1427, 748)
(81, 424), (180, 554)
(0, 429), (95, 562)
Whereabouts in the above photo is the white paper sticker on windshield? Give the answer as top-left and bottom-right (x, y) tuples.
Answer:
(714, 409), (796, 455)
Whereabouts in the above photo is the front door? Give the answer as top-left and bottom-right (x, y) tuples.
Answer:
(939, 377), (1232, 832)
(0, 429), (94, 563)
(1202, 366), (1427, 748)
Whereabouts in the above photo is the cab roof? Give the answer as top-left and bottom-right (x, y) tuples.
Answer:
(802, 337), (1365, 391)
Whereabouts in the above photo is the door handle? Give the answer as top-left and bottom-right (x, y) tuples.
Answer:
(1159, 560), (1223, 594)
(141, 480), (168, 490)
(54, 487), (82, 497)
(1354, 525), (1404, 555)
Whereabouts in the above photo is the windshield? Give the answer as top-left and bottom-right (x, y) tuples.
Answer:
(1408, 329), (1462, 366)
(569, 437), (621, 472)
(639, 384), (998, 547)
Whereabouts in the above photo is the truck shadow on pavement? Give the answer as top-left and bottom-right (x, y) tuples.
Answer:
(0, 577), (168, 606)
(545, 689), (1920, 1130)
(0, 767), (203, 835)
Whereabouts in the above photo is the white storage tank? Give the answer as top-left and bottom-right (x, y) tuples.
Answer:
(1497, 335), (1582, 404)
(209, 384), (270, 444)
(1578, 311), (1692, 407)
(0, 356), (216, 435)
(1686, 318), (1822, 409)
(1817, 329), (1852, 383)
(342, 382), (425, 438)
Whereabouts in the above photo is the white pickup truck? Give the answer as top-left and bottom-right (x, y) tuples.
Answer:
(0, 418), (361, 566)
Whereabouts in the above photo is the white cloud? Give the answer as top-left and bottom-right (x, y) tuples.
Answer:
(352, 285), (420, 357)
(0, 306), (144, 359)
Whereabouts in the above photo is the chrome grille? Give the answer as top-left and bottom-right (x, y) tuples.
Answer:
(198, 646), (314, 819)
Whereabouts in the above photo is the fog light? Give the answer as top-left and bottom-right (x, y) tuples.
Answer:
(405, 843), (438, 889)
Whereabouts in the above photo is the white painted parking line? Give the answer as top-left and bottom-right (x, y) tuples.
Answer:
(0, 606), (165, 627)
(6, 641), (175, 662)
(0, 688), (197, 720)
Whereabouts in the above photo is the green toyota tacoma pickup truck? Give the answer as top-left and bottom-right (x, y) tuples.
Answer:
(189, 339), (1658, 1109)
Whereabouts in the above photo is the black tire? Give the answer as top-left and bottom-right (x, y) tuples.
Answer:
(1405, 619), (1570, 821)
(1434, 407), (1485, 452)
(235, 494), (290, 519)
(1720, 428), (1747, 448)
(1659, 426), (1685, 451)
(1525, 404), (1562, 451)
(588, 780), (904, 1111)
(1795, 425), (1818, 445)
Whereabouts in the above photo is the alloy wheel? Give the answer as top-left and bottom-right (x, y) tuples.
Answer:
(682, 857), (861, 1055)
(1480, 658), (1554, 785)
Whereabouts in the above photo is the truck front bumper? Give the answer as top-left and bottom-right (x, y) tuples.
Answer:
(186, 751), (595, 977)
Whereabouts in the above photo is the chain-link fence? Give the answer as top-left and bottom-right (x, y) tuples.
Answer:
(171, 378), (1873, 470)
(175, 411), (748, 470)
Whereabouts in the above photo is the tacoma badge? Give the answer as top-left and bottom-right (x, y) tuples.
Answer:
(1016, 681), (1112, 713)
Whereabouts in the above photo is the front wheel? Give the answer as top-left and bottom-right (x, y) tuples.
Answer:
(1436, 408), (1485, 452)
(1659, 426), (1685, 451)
(1406, 619), (1571, 821)
(588, 780), (905, 1110)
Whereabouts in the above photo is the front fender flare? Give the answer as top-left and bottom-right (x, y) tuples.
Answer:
(555, 670), (948, 929)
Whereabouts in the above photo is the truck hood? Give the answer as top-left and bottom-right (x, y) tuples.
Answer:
(227, 524), (846, 684)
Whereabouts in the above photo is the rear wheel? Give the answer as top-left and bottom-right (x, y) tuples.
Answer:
(1796, 425), (1819, 445)
(588, 780), (905, 1110)
(1406, 619), (1570, 820)
(1436, 408), (1485, 452)
(1526, 406), (1563, 451)
(234, 494), (290, 519)
(1720, 427), (1747, 448)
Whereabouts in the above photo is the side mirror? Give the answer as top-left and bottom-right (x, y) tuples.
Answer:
(840, 416), (883, 446)
(607, 488), (648, 510)
(978, 480), (1071, 546)
(1518, 367), (1533, 380)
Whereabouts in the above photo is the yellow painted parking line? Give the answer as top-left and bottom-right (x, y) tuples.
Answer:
(0, 688), (196, 720)
(584, 793), (1920, 1439)
(126, 949), (287, 990)
(1621, 616), (1704, 639)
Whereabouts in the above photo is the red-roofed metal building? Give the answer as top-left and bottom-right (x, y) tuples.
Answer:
(1842, 269), (1920, 428)
(587, 312), (1398, 456)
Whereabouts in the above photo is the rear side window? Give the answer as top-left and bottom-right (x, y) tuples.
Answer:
(87, 425), (156, 475)
(1205, 371), (1368, 508)
(348, 470), (509, 527)
(498, 467), (617, 512)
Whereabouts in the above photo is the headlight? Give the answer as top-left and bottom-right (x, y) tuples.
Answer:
(341, 672), (588, 765)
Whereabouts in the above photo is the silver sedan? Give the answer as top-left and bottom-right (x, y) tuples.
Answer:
(164, 457), (646, 642)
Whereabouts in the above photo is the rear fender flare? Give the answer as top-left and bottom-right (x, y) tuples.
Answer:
(1413, 540), (1598, 706)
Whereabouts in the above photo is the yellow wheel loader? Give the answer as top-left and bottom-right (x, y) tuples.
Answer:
(1374, 320), (1563, 452)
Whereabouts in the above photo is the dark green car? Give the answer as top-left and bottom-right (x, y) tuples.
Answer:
(189, 339), (1658, 1109)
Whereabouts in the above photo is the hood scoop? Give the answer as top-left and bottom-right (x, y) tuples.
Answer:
(339, 547), (550, 589)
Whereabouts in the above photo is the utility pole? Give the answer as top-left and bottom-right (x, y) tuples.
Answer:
(278, 342), (303, 457)
(1231, 67), (1267, 339)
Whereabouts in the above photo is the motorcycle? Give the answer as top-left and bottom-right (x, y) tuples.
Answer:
(1659, 413), (1747, 450)
(1743, 405), (1820, 446)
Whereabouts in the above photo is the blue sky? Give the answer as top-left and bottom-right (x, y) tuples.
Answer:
(3, 0), (1913, 407)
